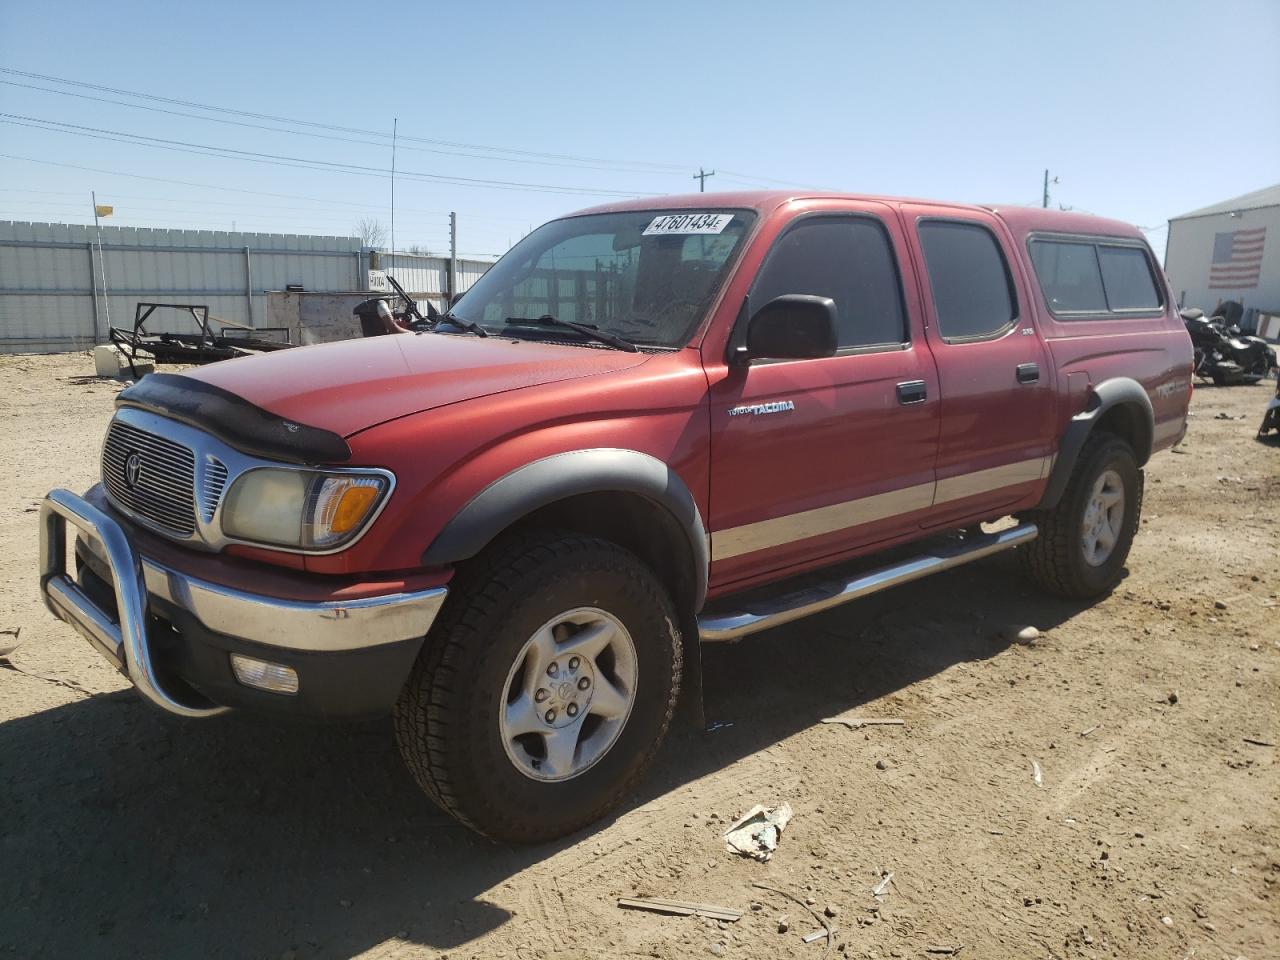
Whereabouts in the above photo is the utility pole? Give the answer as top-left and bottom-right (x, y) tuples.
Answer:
(693, 167), (716, 193)
(449, 211), (458, 304)
(1042, 169), (1059, 209)
(390, 118), (398, 262)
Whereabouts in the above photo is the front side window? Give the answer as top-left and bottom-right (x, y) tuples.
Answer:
(917, 221), (1017, 341)
(749, 217), (906, 349)
(450, 210), (755, 348)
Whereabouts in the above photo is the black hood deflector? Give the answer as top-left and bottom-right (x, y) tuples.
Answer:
(116, 373), (351, 465)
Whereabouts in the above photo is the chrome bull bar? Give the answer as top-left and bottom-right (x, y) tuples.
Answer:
(39, 488), (229, 718)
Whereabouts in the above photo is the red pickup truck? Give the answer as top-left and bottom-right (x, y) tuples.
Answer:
(40, 191), (1192, 842)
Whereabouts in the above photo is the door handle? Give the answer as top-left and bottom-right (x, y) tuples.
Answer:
(1016, 363), (1040, 384)
(896, 380), (927, 404)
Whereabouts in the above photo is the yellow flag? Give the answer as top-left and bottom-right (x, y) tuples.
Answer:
(95, 205), (113, 217)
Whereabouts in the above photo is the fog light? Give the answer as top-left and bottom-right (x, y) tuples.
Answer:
(230, 654), (299, 695)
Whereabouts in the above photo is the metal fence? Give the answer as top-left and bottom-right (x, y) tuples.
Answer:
(0, 221), (495, 353)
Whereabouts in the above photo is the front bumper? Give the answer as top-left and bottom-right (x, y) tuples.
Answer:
(39, 488), (447, 719)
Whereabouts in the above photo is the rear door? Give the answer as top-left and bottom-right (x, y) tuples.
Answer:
(706, 202), (940, 588)
(900, 205), (1055, 525)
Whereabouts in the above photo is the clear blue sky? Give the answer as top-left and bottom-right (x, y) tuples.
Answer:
(2, 0), (1276, 261)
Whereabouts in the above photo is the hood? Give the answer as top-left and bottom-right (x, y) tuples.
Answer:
(186, 333), (651, 437)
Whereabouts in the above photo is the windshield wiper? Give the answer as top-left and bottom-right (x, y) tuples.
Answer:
(438, 311), (488, 337)
(504, 314), (638, 353)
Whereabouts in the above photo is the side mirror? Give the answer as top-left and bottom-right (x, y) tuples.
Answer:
(739, 294), (838, 363)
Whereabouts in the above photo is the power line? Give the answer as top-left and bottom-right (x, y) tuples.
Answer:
(0, 188), (450, 221)
(0, 78), (689, 178)
(0, 164), (537, 221)
(0, 201), (452, 230)
(0, 68), (810, 190)
(716, 169), (817, 189)
(0, 113), (660, 198)
(0, 66), (688, 173)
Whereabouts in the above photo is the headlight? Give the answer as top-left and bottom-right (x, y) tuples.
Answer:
(221, 468), (392, 551)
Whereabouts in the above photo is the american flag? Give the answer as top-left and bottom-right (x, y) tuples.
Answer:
(1209, 227), (1265, 289)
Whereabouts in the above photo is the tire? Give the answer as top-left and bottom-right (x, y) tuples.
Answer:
(1020, 432), (1143, 599)
(394, 531), (682, 843)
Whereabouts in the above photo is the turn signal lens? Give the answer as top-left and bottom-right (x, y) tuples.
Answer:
(312, 477), (382, 540)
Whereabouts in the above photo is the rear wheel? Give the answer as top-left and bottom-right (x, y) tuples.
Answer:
(394, 532), (682, 843)
(1021, 432), (1142, 599)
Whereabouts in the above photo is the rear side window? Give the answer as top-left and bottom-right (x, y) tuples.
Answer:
(1030, 238), (1163, 316)
(1097, 245), (1161, 310)
(917, 221), (1017, 341)
(750, 216), (906, 350)
(1029, 241), (1107, 313)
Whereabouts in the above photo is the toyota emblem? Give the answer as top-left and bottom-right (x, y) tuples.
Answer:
(124, 452), (142, 489)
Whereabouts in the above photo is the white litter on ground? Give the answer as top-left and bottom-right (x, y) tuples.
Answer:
(724, 803), (794, 861)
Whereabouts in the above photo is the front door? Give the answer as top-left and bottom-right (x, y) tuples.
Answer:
(706, 203), (940, 591)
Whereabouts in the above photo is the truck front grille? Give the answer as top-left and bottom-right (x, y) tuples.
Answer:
(200, 457), (228, 522)
(102, 420), (198, 537)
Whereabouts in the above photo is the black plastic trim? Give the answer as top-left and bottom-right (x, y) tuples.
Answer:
(422, 449), (710, 609)
(116, 373), (351, 465)
(1036, 377), (1154, 510)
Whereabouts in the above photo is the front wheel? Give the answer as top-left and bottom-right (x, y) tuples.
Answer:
(1020, 432), (1142, 599)
(394, 532), (682, 843)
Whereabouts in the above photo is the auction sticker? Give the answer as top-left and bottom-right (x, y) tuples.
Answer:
(642, 212), (734, 236)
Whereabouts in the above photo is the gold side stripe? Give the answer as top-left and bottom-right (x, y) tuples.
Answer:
(933, 457), (1046, 505)
(711, 456), (1048, 562)
(712, 482), (934, 562)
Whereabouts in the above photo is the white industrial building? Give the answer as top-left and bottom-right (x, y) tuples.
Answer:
(1165, 183), (1280, 338)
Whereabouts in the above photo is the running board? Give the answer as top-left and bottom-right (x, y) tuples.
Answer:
(697, 522), (1038, 642)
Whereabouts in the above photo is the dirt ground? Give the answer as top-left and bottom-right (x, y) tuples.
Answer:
(0, 351), (1276, 960)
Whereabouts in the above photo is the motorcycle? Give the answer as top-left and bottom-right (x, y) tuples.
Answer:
(1259, 376), (1280, 440)
(1181, 307), (1277, 385)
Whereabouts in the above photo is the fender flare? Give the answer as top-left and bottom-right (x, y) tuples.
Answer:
(1036, 377), (1154, 511)
(421, 449), (709, 609)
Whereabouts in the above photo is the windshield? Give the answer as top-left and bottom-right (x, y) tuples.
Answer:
(449, 209), (756, 348)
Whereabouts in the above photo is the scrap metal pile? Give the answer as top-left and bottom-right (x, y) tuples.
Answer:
(110, 302), (294, 375)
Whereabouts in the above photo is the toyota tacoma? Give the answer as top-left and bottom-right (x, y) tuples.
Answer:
(39, 191), (1193, 842)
